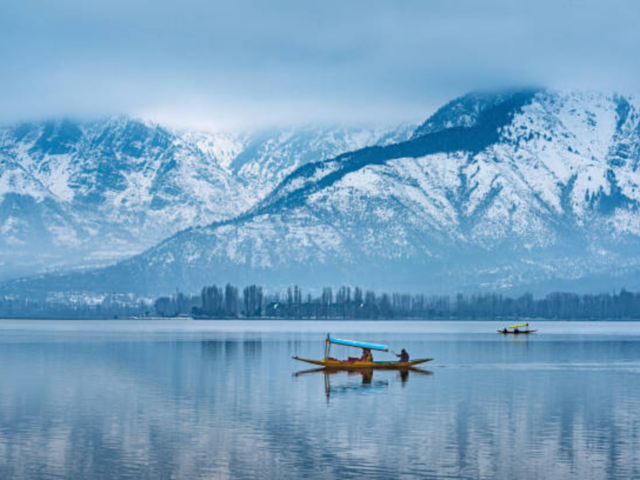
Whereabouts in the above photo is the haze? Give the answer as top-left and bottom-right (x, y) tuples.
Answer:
(1, 0), (638, 129)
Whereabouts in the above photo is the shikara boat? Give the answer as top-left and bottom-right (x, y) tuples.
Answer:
(292, 335), (433, 369)
(498, 323), (537, 335)
(292, 356), (433, 369)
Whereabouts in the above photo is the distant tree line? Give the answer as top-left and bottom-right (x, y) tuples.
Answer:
(153, 284), (640, 320)
(0, 294), (150, 319)
(3, 284), (640, 320)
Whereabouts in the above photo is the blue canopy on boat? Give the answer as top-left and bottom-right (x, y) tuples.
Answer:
(327, 335), (388, 352)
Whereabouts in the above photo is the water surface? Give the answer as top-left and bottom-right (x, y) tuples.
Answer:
(0, 320), (639, 479)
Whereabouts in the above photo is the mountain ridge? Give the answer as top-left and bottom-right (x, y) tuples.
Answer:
(4, 88), (640, 299)
(0, 117), (412, 280)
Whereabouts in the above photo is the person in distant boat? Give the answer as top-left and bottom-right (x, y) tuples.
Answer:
(396, 348), (410, 363)
(514, 328), (520, 334)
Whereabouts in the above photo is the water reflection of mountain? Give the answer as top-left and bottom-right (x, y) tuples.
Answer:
(0, 336), (639, 478)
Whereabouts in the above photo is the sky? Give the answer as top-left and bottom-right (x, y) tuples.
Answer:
(1, 0), (639, 130)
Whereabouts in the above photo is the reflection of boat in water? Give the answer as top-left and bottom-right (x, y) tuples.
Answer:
(293, 366), (432, 400)
(292, 334), (433, 369)
(498, 323), (537, 335)
(293, 367), (433, 378)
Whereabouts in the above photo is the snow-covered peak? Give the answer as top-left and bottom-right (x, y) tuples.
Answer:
(0, 116), (412, 280)
(50, 88), (640, 297)
(6, 90), (640, 297)
(412, 88), (541, 138)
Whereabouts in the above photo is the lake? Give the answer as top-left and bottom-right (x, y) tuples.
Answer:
(0, 320), (639, 479)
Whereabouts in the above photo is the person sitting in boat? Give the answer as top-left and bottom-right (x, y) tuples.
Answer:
(347, 348), (373, 363)
(360, 348), (373, 362)
(396, 348), (410, 363)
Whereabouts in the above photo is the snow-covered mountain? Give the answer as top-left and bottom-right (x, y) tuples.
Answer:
(5, 88), (640, 298)
(0, 118), (412, 280)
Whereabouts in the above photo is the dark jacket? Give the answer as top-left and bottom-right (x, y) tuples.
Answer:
(397, 350), (409, 362)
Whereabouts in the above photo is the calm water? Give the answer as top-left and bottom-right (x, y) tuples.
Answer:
(0, 320), (639, 479)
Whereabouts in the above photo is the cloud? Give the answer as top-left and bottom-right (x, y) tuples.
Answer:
(1, 0), (639, 129)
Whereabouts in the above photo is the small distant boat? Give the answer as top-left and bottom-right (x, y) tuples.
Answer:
(292, 335), (433, 369)
(498, 323), (537, 335)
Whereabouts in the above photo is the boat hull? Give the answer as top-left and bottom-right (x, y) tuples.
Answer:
(292, 356), (433, 369)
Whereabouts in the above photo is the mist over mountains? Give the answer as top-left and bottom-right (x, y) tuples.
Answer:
(3, 88), (640, 299)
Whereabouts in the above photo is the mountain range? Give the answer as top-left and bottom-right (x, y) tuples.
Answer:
(3, 88), (640, 299)
(0, 118), (412, 281)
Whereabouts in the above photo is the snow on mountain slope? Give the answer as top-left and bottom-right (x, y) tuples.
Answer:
(0, 118), (412, 280)
(6, 88), (640, 298)
(231, 124), (414, 201)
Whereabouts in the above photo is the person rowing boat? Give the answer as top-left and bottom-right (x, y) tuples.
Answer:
(396, 348), (409, 363)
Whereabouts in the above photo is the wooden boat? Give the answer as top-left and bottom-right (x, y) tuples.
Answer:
(498, 323), (537, 335)
(292, 356), (433, 369)
(292, 334), (433, 369)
